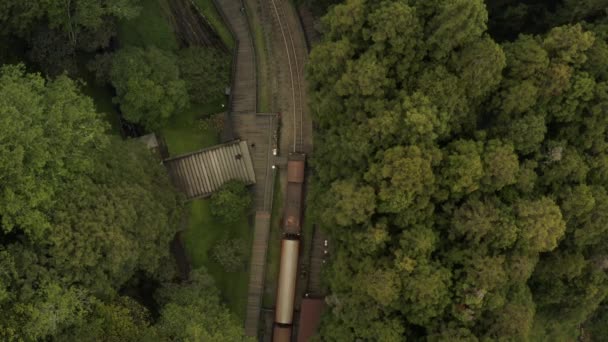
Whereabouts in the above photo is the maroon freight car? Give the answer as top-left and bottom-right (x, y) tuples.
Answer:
(283, 153), (305, 235)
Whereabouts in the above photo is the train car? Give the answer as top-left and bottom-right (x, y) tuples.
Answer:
(287, 153), (305, 184)
(284, 182), (303, 234)
(273, 324), (292, 342)
(284, 153), (306, 234)
(275, 238), (300, 325)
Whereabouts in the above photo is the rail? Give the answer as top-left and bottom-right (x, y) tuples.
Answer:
(269, 0), (304, 152)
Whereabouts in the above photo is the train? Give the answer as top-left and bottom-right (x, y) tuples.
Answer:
(273, 153), (306, 342)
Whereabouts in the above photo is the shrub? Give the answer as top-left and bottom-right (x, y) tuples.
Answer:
(210, 180), (251, 223)
(212, 238), (247, 272)
(178, 47), (230, 104)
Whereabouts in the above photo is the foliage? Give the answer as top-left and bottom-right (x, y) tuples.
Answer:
(152, 268), (254, 342)
(0, 65), (184, 340)
(0, 64), (107, 238)
(212, 238), (247, 272)
(110, 46), (189, 130)
(0, 0), (140, 44)
(27, 28), (77, 77)
(308, 0), (608, 340)
(210, 180), (252, 223)
(178, 47), (230, 104)
(181, 199), (252, 319)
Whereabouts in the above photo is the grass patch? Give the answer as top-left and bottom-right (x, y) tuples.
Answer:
(183, 199), (253, 320)
(117, 0), (179, 51)
(263, 175), (283, 307)
(162, 99), (226, 156)
(193, 0), (236, 50)
(245, 0), (271, 112)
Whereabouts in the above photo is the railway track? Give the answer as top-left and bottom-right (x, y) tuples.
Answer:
(168, 0), (228, 52)
(269, 0), (305, 153)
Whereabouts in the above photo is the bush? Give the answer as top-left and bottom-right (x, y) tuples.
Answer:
(178, 47), (230, 104)
(211, 238), (247, 272)
(210, 180), (251, 223)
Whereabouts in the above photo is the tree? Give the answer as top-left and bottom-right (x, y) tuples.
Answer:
(212, 238), (247, 272)
(502, 34), (550, 80)
(321, 179), (376, 227)
(178, 47), (230, 104)
(27, 27), (77, 77)
(439, 140), (484, 197)
(210, 180), (252, 223)
(516, 197), (567, 253)
(365, 145), (436, 215)
(543, 24), (595, 66)
(0, 64), (107, 239)
(0, 0), (140, 44)
(152, 268), (253, 342)
(451, 197), (518, 250)
(0, 65), (183, 340)
(451, 35), (506, 100)
(110, 46), (189, 130)
(425, 0), (488, 60)
(481, 139), (519, 191)
(307, 0), (608, 340)
(57, 297), (151, 342)
(47, 138), (184, 291)
(400, 262), (452, 326)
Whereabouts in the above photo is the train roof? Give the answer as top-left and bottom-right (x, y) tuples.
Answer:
(297, 298), (325, 342)
(275, 239), (300, 324)
(284, 183), (302, 234)
(287, 159), (305, 183)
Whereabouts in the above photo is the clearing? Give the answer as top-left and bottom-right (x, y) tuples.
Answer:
(182, 199), (253, 320)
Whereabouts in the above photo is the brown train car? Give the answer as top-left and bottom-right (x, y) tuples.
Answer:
(273, 325), (292, 342)
(284, 153), (305, 235)
(283, 182), (303, 234)
(275, 238), (300, 325)
(287, 153), (306, 184)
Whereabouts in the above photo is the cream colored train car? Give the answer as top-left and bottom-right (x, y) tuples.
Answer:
(275, 238), (300, 325)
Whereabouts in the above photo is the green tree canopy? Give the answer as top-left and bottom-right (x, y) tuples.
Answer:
(178, 47), (230, 104)
(210, 180), (252, 223)
(0, 64), (107, 239)
(0, 65), (184, 340)
(308, 0), (608, 340)
(0, 0), (140, 43)
(152, 268), (254, 342)
(110, 46), (189, 131)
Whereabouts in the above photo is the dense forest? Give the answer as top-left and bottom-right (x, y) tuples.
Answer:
(308, 0), (608, 340)
(4, 0), (608, 340)
(0, 0), (246, 341)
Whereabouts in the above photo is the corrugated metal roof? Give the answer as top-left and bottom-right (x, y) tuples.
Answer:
(164, 140), (256, 199)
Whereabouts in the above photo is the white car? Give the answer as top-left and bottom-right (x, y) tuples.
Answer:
(272, 148), (277, 156)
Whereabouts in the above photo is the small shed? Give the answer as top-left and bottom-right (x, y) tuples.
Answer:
(163, 140), (256, 199)
(297, 297), (325, 342)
